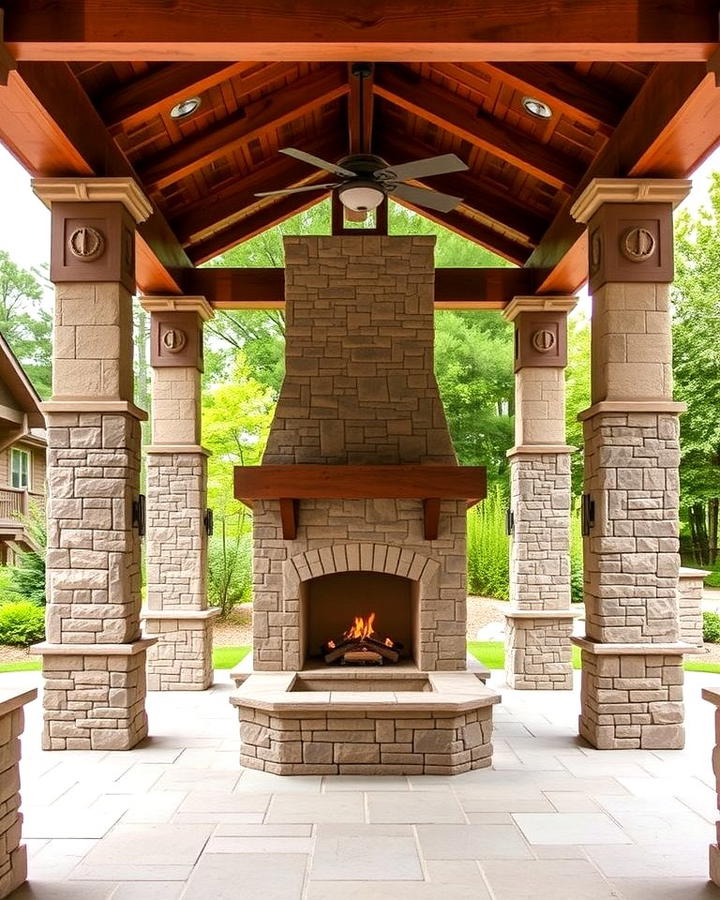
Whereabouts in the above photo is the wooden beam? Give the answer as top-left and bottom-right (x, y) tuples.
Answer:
(4, 1), (717, 62)
(434, 62), (624, 135)
(171, 135), (347, 245)
(138, 65), (349, 192)
(177, 266), (537, 309)
(374, 66), (584, 191)
(526, 62), (720, 293)
(0, 61), (190, 293)
(99, 61), (256, 132)
(377, 133), (548, 244)
(348, 62), (374, 154)
(0, 11), (16, 85)
(186, 187), (332, 264)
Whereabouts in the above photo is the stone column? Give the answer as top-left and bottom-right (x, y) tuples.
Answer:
(702, 687), (720, 885)
(570, 178), (692, 749)
(503, 296), (577, 690)
(32, 177), (157, 750)
(140, 296), (219, 690)
(678, 566), (708, 649)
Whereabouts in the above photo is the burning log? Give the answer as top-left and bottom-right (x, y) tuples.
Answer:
(322, 612), (402, 665)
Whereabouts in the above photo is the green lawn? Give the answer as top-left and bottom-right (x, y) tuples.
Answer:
(0, 645), (253, 674)
(0, 659), (41, 673)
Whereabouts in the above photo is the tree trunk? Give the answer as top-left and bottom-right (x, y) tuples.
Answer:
(710, 498), (719, 566)
(690, 503), (710, 565)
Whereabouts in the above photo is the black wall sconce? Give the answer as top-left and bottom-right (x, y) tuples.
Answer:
(132, 494), (146, 537)
(505, 508), (515, 536)
(204, 508), (214, 537)
(581, 493), (595, 536)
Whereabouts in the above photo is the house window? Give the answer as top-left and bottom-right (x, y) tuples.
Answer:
(10, 448), (30, 490)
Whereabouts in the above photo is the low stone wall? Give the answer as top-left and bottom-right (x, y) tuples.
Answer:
(143, 610), (218, 691)
(678, 567), (708, 649)
(577, 644), (684, 749)
(237, 705), (493, 775)
(702, 687), (720, 885)
(0, 688), (36, 899)
(505, 612), (575, 690)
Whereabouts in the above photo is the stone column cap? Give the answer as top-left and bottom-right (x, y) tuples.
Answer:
(572, 636), (692, 655)
(0, 688), (37, 718)
(145, 443), (212, 457)
(31, 638), (158, 656)
(507, 443), (576, 458)
(571, 177), (692, 224)
(140, 295), (214, 321)
(32, 177), (153, 224)
(578, 400), (686, 421)
(503, 295), (578, 322)
(679, 566), (711, 578)
(503, 609), (582, 620)
(141, 608), (220, 620)
(41, 399), (149, 422)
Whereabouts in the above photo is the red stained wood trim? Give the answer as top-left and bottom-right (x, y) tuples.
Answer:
(138, 66), (349, 192)
(374, 66), (584, 191)
(177, 266), (536, 309)
(278, 498), (298, 540)
(234, 465), (487, 503)
(423, 498), (441, 541)
(347, 62), (374, 154)
(4, 1), (717, 62)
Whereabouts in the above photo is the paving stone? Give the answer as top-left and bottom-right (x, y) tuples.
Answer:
(367, 791), (465, 824)
(311, 824), (422, 880)
(512, 813), (631, 845)
(182, 852), (308, 900)
(266, 792), (365, 823)
(416, 824), (534, 860)
(481, 859), (620, 899)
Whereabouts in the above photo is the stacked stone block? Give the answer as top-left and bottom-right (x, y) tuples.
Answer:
(0, 689), (36, 898)
(237, 705), (493, 775)
(678, 567), (707, 649)
(505, 613), (575, 690)
(254, 236), (467, 673)
(701, 687), (720, 885)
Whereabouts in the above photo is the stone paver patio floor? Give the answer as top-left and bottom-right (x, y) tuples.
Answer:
(6, 670), (720, 899)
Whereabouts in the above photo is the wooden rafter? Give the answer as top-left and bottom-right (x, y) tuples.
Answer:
(172, 136), (347, 245)
(187, 186), (332, 264)
(377, 134), (548, 244)
(178, 266), (537, 309)
(347, 62), (374, 154)
(138, 65), (349, 192)
(0, 11), (16, 85)
(433, 62), (623, 135)
(4, 1), (717, 61)
(0, 60), (189, 292)
(527, 61), (720, 292)
(374, 66), (585, 191)
(99, 61), (257, 132)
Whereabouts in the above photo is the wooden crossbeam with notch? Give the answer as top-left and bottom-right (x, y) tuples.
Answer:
(347, 62), (374, 154)
(4, 1), (717, 62)
(138, 65), (350, 192)
(172, 136), (347, 245)
(374, 66), (584, 191)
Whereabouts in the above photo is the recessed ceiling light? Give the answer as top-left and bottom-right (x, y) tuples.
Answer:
(522, 96), (553, 120)
(170, 96), (202, 120)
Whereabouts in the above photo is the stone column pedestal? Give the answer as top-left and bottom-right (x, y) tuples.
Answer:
(570, 177), (693, 749)
(678, 566), (708, 649)
(0, 688), (36, 899)
(140, 296), (217, 690)
(702, 687), (720, 885)
(503, 296), (577, 689)
(32, 177), (156, 750)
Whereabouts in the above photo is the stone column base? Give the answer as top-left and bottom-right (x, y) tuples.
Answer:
(574, 637), (690, 749)
(142, 608), (220, 691)
(34, 639), (156, 750)
(678, 567), (709, 649)
(504, 610), (579, 690)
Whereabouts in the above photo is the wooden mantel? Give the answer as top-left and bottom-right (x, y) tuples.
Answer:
(234, 464), (487, 540)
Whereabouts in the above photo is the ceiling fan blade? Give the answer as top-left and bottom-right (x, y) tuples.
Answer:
(391, 183), (463, 213)
(255, 183), (340, 198)
(375, 153), (468, 182)
(280, 147), (356, 178)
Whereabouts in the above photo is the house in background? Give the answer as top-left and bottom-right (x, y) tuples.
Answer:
(0, 331), (46, 561)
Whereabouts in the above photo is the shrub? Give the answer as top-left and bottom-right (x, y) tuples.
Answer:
(467, 486), (510, 601)
(0, 601), (45, 646)
(706, 569), (720, 588)
(704, 611), (720, 644)
(208, 521), (253, 618)
(12, 501), (47, 606)
(570, 503), (584, 603)
(0, 567), (24, 605)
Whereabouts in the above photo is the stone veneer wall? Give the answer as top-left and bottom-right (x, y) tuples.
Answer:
(253, 235), (467, 673)
(0, 690), (35, 899)
(678, 568), (706, 649)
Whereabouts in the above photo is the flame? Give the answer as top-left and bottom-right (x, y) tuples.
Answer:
(384, 637), (393, 647)
(327, 640), (336, 650)
(344, 612), (376, 641)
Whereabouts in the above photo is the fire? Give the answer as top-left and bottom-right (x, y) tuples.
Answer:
(344, 612), (376, 641)
(384, 637), (393, 647)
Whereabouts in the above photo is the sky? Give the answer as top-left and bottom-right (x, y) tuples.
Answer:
(0, 142), (718, 276)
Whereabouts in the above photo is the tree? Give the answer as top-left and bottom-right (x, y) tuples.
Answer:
(672, 173), (720, 564)
(565, 310), (591, 496)
(0, 252), (52, 398)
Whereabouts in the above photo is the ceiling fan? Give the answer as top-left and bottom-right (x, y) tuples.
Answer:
(255, 64), (469, 215)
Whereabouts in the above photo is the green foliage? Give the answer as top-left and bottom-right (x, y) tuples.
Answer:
(213, 645), (251, 669)
(706, 569), (720, 588)
(467, 641), (583, 670)
(11, 502), (47, 606)
(207, 522), (253, 617)
(570, 504), (584, 603)
(0, 568), (23, 605)
(566, 312), (591, 496)
(703, 611), (720, 643)
(0, 601), (45, 646)
(467, 487), (510, 601)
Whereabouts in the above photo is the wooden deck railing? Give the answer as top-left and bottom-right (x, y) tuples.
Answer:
(0, 488), (43, 523)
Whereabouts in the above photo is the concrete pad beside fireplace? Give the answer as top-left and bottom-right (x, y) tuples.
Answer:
(230, 670), (500, 776)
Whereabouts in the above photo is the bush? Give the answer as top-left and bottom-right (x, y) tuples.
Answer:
(0, 567), (24, 605)
(704, 611), (720, 643)
(11, 501), (47, 606)
(467, 486), (510, 601)
(0, 601), (45, 646)
(208, 523), (253, 618)
(570, 504), (584, 603)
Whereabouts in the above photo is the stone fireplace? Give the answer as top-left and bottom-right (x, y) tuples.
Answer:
(231, 234), (498, 775)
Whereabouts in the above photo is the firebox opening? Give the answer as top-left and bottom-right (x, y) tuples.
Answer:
(301, 571), (418, 668)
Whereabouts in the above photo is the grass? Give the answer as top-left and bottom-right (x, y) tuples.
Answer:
(0, 659), (40, 673)
(212, 645), (251, 669)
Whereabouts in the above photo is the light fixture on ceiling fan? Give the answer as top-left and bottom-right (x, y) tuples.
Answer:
(255, 63), (470, 214)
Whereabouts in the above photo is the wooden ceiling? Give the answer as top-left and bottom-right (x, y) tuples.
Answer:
(0, 1), (719, 303)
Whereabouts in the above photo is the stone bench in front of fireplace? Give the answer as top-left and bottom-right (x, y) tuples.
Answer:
(230, 670), (500, 776)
